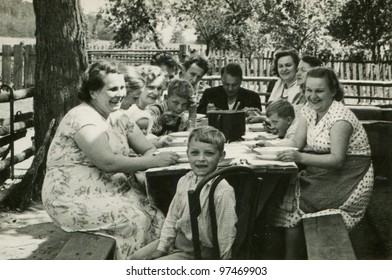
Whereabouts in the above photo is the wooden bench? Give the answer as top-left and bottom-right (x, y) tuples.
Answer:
(302, 121), (392, 260)
(54, 232), (116, 260)
(303, 214), (356, 260)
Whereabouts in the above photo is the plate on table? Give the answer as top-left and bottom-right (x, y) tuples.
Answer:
(185, 112), (206, 120)
(242, 132), (279, 141)
(169, 131), (190, 137)
(253, 147), (298, 160)
(241, 140), (259, 149)
(168, 137), (188, 147)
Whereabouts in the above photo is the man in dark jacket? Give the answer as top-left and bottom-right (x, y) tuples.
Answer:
(197, 63), (261, 114)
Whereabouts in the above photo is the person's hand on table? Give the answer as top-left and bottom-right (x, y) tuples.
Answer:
(158, 112), (179, 126)
(144, 249), (167, 260)
(277, 149), (302, 162)
(157, 135), (174, 147)
(244, 107), (262, 117)
(256, 140), (275, 147)
(154, 151), (179, 167)
(206, 103), (217, 112)
(246, 115), (266, 124)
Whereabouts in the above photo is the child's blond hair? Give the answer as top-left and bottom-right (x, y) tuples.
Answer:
(188, 126), (226, 152)
(266, 99), (295, 119)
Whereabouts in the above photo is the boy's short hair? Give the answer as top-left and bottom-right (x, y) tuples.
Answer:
(188, 126), (226, 152)
(266, 99), (295, 119)
(167, 78), (194, 100)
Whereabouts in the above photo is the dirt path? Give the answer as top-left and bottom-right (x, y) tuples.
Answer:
(0, 201), (71, 260)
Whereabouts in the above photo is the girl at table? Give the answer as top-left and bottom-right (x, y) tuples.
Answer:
(130, 126), (237, 260)
(274, 67), (374, 259)
(116, 64), (172, 148)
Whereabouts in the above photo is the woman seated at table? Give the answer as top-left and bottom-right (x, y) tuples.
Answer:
(118, 64), (172, 148)
(274, 67), (374, 259)
(247, 54), (323, 125)
(291, 55), (323, 113)
(41, 60), (179, 259)
(268, 48), (301, 103)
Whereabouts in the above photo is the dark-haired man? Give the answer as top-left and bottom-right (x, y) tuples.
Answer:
(197, 63), (261, 114)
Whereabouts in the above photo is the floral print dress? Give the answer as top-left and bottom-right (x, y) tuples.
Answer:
(42, 103), (164, 259)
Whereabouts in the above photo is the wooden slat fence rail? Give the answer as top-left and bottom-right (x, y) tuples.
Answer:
(1, 44), (36, 90)
(87, 49), (180, 66)
(202, 76), (392, 106)
(0, 85), (34, 184)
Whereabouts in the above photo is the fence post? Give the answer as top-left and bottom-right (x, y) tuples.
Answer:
(179, 44), (188, 64)
(13, 44), (24, 90)
(2, 45), (12, 85)
(24, 45), (36, 87)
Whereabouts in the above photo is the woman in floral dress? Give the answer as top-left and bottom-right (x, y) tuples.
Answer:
(42, 60), (179, 259)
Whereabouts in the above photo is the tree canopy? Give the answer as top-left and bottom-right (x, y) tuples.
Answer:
(328, 0), (392, 60)
(0, 0), (35, 37)
(100, 0), (171, 48)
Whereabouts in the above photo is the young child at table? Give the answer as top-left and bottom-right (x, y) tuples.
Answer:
(256, 99), (298, 147)
(126, 104), (173, 148)
(149, 79), (194, 136)
(130, 126), (238, 260)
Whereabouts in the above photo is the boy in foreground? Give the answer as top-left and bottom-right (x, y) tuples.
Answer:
(131, 126), (237, 260)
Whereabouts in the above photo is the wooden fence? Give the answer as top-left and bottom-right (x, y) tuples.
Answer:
(0, 86), (34, 184)
(1, 43), (392, 104)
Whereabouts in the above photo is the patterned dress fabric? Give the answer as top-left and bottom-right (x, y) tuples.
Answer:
(272, 101), (374, 230)
(42, 103), (164, 259)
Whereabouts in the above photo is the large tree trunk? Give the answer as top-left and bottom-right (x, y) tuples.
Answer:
(32, 0), (87, 195)
(33, 0), (87, 147)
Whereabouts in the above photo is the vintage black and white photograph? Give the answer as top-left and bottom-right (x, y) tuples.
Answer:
(0, 0), (391, 267)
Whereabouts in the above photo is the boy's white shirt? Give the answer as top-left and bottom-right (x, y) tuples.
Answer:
(157, 171), (237, 259)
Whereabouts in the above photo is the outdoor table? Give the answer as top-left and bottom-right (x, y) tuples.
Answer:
(145, 141), (298, 216)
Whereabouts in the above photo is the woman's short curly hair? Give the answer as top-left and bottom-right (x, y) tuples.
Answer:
(273, 48), (300, 77)
(79, 60), (121, 102)
(135, 64), (165, 86)
(306, 67), (345, 101)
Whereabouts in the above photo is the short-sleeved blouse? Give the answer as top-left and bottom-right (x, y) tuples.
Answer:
(42, 103), (164, 259)
(301, 101), (371, 156)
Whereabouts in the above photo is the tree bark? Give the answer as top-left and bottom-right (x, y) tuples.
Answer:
(33, 0), (88, 149)
(32, 0), (87, 198)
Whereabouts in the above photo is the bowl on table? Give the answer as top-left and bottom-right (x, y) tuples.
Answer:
(248, 123), (267, 132)
(253, 147), (298, 160)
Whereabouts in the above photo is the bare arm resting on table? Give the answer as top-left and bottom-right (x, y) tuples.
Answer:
(277, 116), (353, 169)
(74, 124), (178, 173)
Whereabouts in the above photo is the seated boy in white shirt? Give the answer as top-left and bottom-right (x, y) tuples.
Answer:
(256, 99), (298, 147)
(130, 126), (237, 260)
